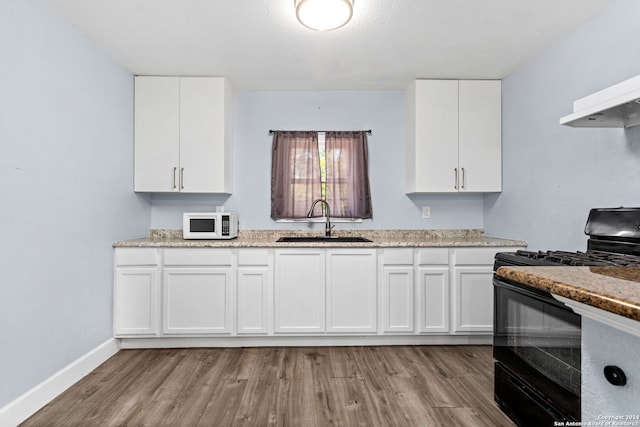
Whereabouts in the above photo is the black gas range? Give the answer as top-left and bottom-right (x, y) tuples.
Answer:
(493, 207), (640, 427)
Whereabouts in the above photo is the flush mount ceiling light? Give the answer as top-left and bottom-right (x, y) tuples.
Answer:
(295, 0), (354, 31)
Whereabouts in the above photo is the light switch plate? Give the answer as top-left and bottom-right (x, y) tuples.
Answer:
(422, 206), (431, 218)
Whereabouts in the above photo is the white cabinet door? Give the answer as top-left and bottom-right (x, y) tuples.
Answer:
(163, 268), (233, 334)
(114, 267), (159, 336)
(380, 249), (414, 333)
(406, 79), (459, 193)
(381, 266), (414, 333)
(134, 76), (232, 193)
(326, 250), (377, 333)
(458, 80), (502, 192)
(417, 267), (450, 333)
(274, 250), (325, 333)
(237, 249), (271, 335)
(451, 267), (494, 333)
(179, 77), (232, 193)
(134, 76), (180, 192)
(237, 267), (269, 334)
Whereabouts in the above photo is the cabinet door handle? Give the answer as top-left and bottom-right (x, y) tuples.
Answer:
(461, 167), (465, 190)
(172, 167), (177, 190)
(454, 168), (458, 189)
(180, 167), (185, 190)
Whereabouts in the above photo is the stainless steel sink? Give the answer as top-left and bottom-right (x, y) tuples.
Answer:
(276, 236), (372, 243)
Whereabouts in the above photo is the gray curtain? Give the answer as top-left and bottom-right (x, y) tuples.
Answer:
(271, 131), (321, 219)
(325, 131), (372, 218)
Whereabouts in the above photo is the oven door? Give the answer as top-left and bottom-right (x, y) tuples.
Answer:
(493, 277), (581, 425)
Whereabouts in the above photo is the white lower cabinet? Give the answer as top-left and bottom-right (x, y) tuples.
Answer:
(163, 267), (233, 334)
(114, 267), (160, 336)
(450, 247), (524, 333)
(326, 249), (377, 333)
(162, 249), (234, 335)
(417, 248), (450, 333)
(237, 249), (271, 335)
(114, 249), (160, 336)
(274, 250), (325, 333)
(380, 249), (414, 333)
(274, 249), (377, 334)
(114, 244), (525, 342)
(451, 267), (494, 332)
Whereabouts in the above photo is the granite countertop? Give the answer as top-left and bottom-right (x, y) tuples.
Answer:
(496, 266), (640, 322)
(113, 229), (526, 249)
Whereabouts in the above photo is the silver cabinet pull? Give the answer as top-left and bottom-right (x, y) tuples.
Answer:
(461, 167), (465, 190)
(454, 168), (458, 189)
(180, 167), (185, 190)
(172, 167), (177, 190)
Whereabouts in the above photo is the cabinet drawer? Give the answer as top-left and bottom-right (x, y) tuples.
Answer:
(238, 249), (270, 266)
(417, 248), (449, 265)
(381, 248), (413, 265)
(115, 248), (158, 266)
(453, 248), (501, 265)
(163, 249), (233, 266)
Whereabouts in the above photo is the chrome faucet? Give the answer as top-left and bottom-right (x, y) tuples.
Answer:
(307, 199), (334, 237)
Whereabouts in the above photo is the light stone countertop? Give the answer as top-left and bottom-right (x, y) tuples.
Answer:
(496, 266), (640, 322)
(113, 229), (527, 249)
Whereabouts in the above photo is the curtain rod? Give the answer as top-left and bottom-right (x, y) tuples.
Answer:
(269, 129), (372, 135)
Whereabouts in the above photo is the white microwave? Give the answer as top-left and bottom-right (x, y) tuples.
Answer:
(182, 212), (239, 240)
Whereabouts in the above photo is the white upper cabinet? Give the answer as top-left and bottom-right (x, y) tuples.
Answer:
(405, 79), (502, 193)
(134, 76), (233, 193)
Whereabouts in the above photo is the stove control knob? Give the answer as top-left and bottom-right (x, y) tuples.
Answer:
(604, 365), (627, 386)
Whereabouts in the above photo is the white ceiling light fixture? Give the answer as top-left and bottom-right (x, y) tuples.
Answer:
(295, 0), (354, 31)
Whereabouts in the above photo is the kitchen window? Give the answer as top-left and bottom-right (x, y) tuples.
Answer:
(270, 130), (372, 220)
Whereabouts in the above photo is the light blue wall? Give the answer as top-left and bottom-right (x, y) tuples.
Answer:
(0, 0), (150, 407)
(484, 0), (640, 251)
(150, 91), (485, 231)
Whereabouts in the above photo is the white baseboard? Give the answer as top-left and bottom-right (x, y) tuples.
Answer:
(0, 338), (120, 427)
(119, 334), (492, 349)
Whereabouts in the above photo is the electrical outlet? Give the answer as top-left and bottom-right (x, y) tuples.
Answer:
(422, 206), (431, 218)
(216, 206), (225, 212)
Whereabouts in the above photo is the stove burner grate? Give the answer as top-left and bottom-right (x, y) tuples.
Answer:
(511, 249), (640, 266)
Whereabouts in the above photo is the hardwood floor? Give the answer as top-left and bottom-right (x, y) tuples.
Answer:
(22, 346), (514, 426)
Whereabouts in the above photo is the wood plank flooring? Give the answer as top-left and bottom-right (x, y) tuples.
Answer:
(22, 346), (514, 427)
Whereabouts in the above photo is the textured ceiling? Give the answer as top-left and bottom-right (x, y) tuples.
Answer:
(44, 0), (616, 90)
